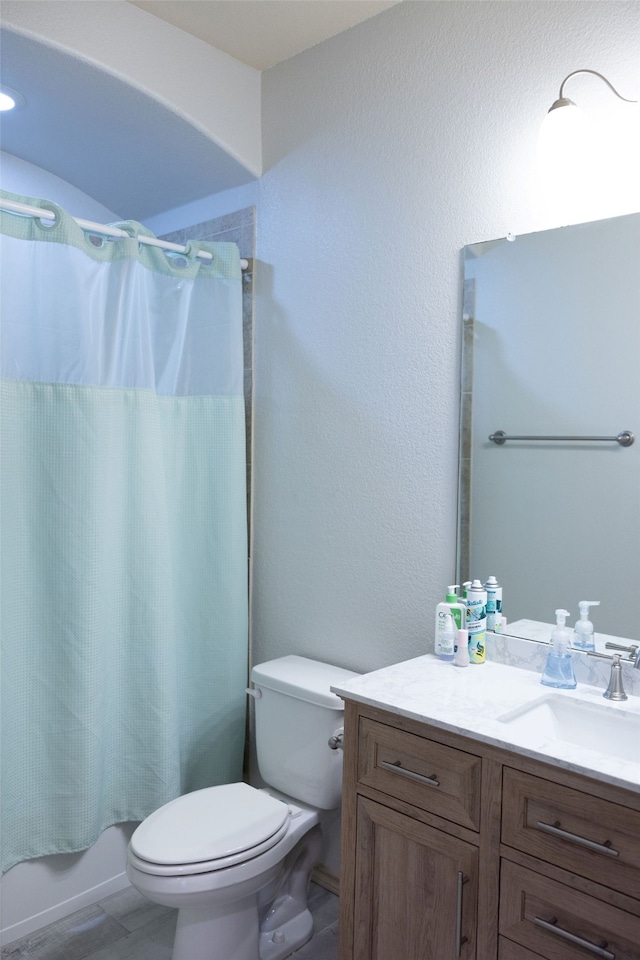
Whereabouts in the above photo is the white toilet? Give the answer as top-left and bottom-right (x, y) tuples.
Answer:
(126, 655), (358, 960)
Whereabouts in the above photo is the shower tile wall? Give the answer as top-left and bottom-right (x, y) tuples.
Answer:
(160, 206), (255, 532)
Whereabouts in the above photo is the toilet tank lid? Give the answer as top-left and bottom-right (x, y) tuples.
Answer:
(251, 656), (360, 710)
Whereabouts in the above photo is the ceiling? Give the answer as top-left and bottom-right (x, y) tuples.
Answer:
(128, 1), (400, 71)
(0, 1), (401, 221)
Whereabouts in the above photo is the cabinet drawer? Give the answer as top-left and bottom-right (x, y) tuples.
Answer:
(357, 717), (481, 830)
(502, 768), (640, 899)
(500, 859), (640, 960)
(498, 938), (546, 960)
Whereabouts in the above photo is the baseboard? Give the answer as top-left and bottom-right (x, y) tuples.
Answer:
(0, 871), (131, 946)
(311, 863), (340, 897)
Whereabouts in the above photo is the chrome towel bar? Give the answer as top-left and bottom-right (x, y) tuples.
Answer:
(489, 429), (634, 447)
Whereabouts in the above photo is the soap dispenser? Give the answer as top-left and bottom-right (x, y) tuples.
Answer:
(573, 600), (600, 651)
(541, 609), (577, 689)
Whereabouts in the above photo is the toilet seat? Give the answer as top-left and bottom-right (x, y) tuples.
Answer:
(129, 782), (291, 877)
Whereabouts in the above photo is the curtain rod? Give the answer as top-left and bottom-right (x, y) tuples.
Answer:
(0, 197), (249, 270)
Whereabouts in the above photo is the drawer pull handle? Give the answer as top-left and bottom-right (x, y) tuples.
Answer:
(533, 916), (615, 959)
(380, 760), (440, 787)
(537, 820), (619, 857)
(455, 871), (469, 957)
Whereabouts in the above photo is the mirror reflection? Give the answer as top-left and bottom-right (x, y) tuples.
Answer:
(458, 213), (640, 646)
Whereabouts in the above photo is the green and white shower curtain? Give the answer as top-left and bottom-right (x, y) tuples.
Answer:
(0, 191), (249, 873)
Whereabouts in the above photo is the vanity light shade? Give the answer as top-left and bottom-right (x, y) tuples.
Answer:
(537, 70), (638, 216)
(537, 98), (591, 212)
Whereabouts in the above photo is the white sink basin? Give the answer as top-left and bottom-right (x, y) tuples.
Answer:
(498, 694), (640, 765)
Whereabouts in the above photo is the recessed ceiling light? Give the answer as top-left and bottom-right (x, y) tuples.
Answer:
(0, 86), (25, 111)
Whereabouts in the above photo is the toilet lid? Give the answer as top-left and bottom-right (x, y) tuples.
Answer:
(130, 783), (290, 866)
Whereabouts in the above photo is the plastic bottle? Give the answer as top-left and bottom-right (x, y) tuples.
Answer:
(444, 585), (466, 632)
(435, 611), (456, 662)
(454, 628), (469, 667)
(541, 609), (576, 689)
(484, 576), (503, 632)
(435, 587), (464, 656)
(466, 579), (487, 664)
(573, 600), (600, 651)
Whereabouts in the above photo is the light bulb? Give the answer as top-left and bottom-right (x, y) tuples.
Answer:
(0, 86), (25, 111)
(537, 101), (593, 218)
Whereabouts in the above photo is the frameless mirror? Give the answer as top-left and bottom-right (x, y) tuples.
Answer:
(458, 213), (640, 646)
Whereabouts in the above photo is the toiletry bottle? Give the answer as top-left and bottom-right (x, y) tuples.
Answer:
(541, 609), (576, 689)
(435, 611), (456, 662)
(484, 576), (502, 632)
(435, 588), (464, 655)
(466, 579), (487, 664)
(445, 585), (466, 632)
(454, 628), (469, 667)
(573, 600), (600, 651)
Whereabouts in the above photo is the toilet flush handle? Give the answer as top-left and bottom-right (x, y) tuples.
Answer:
(328, 727), (344, 750)
(245, 686), (262, 699)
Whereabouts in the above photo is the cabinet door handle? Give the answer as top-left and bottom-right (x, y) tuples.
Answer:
(380, 760), (440, 787)
(536, 820), (619, 857)
(455, 871), (469, 957)
(533, 916), (615, 959)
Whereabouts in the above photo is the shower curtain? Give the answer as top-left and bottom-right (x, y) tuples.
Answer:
(0, 190), (249, 873)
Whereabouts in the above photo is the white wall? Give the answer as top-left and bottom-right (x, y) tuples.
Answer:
(250, 0), (639, 675)
(1, 153), (119, 222)
(2, 0), (261, 180)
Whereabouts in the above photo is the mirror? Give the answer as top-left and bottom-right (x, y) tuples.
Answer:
(458, 213), (639, 646)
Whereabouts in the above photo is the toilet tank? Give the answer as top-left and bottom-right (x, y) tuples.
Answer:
(251, 655), (360, 809)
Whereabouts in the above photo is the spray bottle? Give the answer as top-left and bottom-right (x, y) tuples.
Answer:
(484, 576), (502, 632)
(541, 609), (576, 689)
(573, 601), (600, 651)
(466, 579), (487, 663)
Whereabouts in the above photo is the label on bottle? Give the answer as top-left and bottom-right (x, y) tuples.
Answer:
(468, 623), (486, 663)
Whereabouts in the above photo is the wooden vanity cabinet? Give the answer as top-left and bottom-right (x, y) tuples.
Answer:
(338, 699), (640, 960)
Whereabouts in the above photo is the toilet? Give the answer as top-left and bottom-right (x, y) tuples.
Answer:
(126, 655), (359, 960)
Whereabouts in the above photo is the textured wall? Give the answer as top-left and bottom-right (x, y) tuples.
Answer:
(251, 0), (639, 674)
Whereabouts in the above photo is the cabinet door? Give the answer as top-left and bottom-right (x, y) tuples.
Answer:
(353, 796), (478, 960)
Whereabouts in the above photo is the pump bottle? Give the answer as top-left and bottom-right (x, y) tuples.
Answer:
(573, 601), (600, 652)
(435, 612), (456, 662)
(445, 586), (466, 631)
(541, 609), (576, 689)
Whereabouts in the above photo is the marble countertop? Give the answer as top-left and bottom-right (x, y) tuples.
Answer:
(331, 654), (640, 793)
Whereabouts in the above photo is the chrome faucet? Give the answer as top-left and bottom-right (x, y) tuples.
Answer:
(603, 654), (627, 701)
(588, 651), (629, 700)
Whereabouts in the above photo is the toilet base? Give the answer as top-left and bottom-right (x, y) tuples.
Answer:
(259, 908), (313, 960)
(172, 894), (259, 960)
(169, 899), (313, 960)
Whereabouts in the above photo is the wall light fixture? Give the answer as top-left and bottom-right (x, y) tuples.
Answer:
(537, 69), (638, 218)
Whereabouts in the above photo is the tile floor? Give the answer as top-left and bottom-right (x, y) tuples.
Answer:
(1, 882), (338, 960)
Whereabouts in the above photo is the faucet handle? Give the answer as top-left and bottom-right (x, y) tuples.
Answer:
(603, 654), (628, 702)
(604, 641), (639, 660)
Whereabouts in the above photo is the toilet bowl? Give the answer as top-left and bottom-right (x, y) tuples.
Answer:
(127, 783), (321, 960)
(126, 656), (359, 960)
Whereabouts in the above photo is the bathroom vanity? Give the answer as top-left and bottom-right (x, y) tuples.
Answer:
(332, 656), (640, 960)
